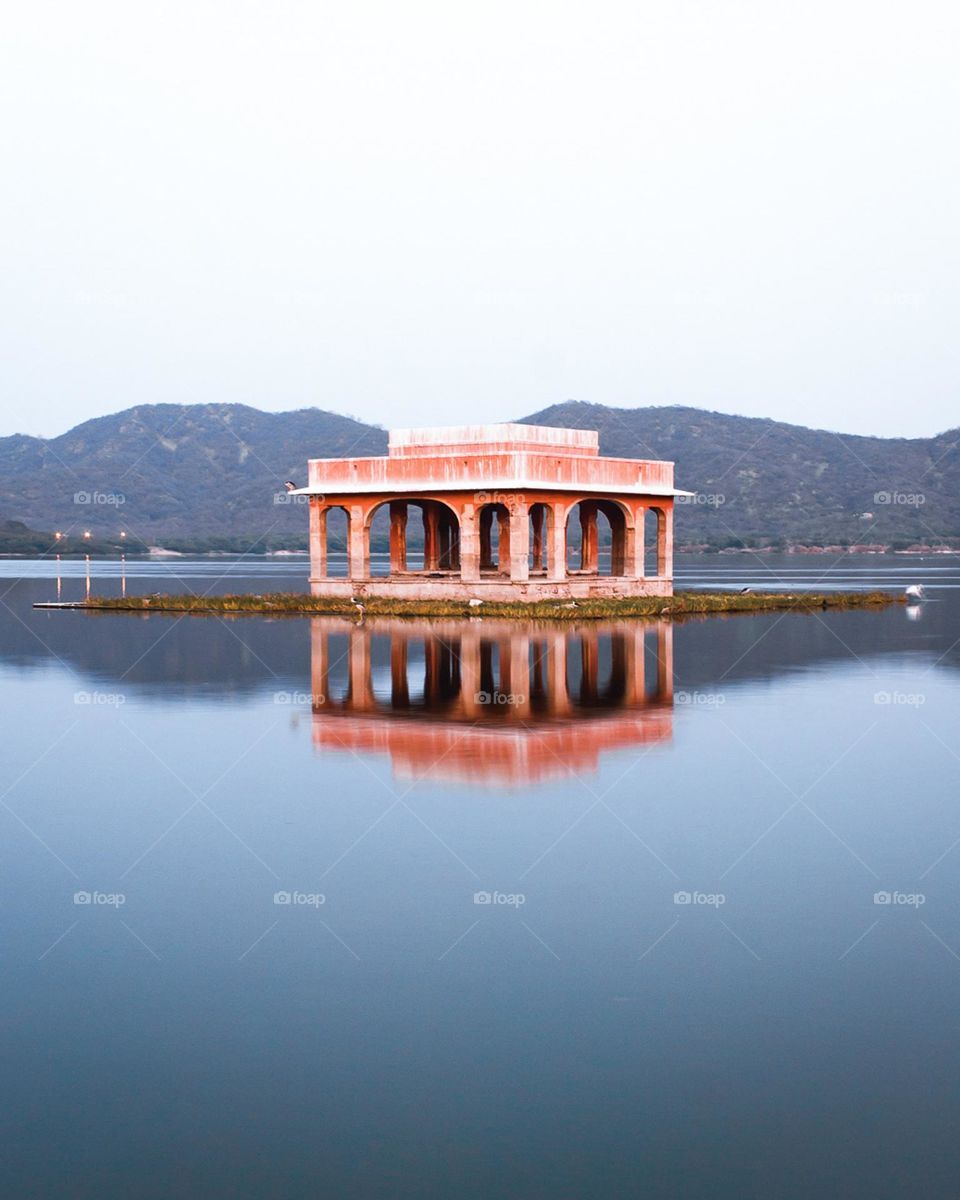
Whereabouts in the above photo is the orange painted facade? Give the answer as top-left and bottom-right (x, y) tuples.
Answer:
(294, 423), (690, 600)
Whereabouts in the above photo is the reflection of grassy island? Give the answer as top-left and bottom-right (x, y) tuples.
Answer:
(50, 590), (904, 620)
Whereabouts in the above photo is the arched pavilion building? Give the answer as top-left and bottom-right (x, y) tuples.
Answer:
(295, 423), (690, 600)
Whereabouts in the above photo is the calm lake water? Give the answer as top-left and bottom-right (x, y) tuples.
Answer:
(2, 553), (959, 1199)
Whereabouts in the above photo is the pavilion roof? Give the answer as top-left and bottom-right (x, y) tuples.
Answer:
(294, 423), (690, 498)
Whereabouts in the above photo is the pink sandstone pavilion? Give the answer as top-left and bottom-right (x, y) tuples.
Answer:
(294, 423), (691, 601)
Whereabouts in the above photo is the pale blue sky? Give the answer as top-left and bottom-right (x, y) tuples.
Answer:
(1, 0), (957, 439)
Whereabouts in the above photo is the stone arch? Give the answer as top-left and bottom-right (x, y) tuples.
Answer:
(640, 504), (669, 578)
(364, 497), (461, 575)
(528, 502), (553, 575)
(309, 501), (352, 580)
(564, 497), (633, 577)
(476, 502), (513, 574)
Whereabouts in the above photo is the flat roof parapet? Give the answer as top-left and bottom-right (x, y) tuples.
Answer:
(388, 423), (599, 458)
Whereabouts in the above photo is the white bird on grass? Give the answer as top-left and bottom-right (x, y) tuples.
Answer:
(905, 584), (925, 601)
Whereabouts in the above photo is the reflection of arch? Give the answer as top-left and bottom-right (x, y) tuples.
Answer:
(310, 617), (674, 782)
(566, 633), (628, 707)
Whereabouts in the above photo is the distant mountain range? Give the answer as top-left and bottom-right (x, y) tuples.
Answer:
(0, 401), (956, 552)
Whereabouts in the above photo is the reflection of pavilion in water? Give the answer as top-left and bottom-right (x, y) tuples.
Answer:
(311, 619), (673, 784)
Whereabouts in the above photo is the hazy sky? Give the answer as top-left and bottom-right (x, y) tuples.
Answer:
(2, 0), (957, 440)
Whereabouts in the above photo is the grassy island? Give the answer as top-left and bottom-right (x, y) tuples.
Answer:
(36, 589), (904, 621)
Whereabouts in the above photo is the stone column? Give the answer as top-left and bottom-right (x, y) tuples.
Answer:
(389, 501), (407, 575)
(548, 503), (567, 583)
(460, 504), (480, 583)
(439, 514), (455, 570)
(423, 504), (440, 572)
(611, 515), (626, 576)
(508, 503), (529, 582)
(628, 504), (644, 579)
(309, 501), (327, 581)
(658, 505), (674, 581)
(531, 506), (545, 572)
(497, 507), (513, 575)
(348, 505), (368, 581)
(437, 516), (448, 569)
(479, 507), (494, 570)
(579, 501), (599, 574)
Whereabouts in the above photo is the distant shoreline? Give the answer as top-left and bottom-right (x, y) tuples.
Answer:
(2, 544), (957, 560)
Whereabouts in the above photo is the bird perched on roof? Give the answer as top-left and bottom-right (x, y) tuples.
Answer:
(905, 584), (925, 600)
(284, 481), (298, 492)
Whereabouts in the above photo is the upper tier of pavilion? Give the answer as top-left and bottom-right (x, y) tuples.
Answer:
(294, 423), (688, 498)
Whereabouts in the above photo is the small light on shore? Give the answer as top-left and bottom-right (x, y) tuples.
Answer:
(54, 531), (63, 540)
(83, 530), (92, 539)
